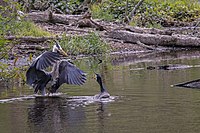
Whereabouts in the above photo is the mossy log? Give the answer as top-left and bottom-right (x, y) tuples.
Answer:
(107, 30), (200, 47)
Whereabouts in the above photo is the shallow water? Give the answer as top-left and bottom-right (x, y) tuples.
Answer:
(1, 50), (200, 133)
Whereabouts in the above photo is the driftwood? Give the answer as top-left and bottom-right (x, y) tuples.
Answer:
(27, 12), (105, 30)
(76, 19), (105, 31)
(124, 26), (200, 36)
(172, 79), (200, 89)
(107, 30), (200, 47)
(27, 12), (82, 24)
(136, 41), (158, 50)
(17, 45), (49, 50)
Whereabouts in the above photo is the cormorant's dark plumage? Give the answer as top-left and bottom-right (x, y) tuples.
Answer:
(94, 74), (110, 99)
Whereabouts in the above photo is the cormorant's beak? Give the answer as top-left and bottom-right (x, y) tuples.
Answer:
(93, 74), (97, 80)
(58, 49), (68, 56)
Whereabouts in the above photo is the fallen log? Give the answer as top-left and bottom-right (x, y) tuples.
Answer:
(27, 12), (105, 30)
(124, 26), (200, 36)
(107, 30), (200, 47)
(17, 45), (49, 50)
(27, 12), (82, 24)
(5, 36), (60, 42)
(172, 79), (200, 89)
(76, 19), (105, 31)
(136, 41), (157, 50)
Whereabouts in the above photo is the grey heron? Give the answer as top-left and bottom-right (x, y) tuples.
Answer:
(94, 73), (110, 99)
(26, 41), (87, 95)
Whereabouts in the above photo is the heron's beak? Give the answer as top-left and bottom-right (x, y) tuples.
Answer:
(58, 49), (68, 56)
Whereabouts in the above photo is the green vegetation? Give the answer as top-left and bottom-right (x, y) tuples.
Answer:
(90, 0), (200, 27)
(59, 32), (110, 55)
(0, 1), (50, 37)
(0, 0), (51, 56)
(0, 62), (26, 81)
(132, 0), (200, 27)
(91, 3), (114, 21)
(15, 21), (52, 37)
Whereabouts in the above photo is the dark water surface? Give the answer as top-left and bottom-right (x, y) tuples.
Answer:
(1, 50), (200, 133)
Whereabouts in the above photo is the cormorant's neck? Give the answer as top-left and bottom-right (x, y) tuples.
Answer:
(98, 81), (106, 93)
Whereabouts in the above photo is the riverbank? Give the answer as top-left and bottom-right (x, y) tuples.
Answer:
(3, 11), (199, 58)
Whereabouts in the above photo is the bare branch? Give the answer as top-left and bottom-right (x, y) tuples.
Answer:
(128, 0), (144, 23)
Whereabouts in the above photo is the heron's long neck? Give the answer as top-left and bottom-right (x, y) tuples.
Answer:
(51, 62), (59, 80)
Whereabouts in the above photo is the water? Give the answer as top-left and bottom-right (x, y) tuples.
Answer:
(1, 50), (200, 133)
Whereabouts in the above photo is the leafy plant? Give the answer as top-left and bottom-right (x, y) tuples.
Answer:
(130, 0), (200, 27)
(90, 0), (200, 27)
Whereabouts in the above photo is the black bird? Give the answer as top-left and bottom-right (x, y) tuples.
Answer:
(94, 73), (110, 99)
(26, 41), (87, 95)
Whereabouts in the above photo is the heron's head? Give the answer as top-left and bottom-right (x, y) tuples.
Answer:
(52, 41), (67, 56)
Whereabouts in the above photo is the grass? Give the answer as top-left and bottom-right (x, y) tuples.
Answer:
(15, 21), (52, 37)
(58, 32), (110, 55)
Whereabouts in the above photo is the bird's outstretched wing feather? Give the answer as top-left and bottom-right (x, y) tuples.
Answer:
(26, 66), (49, 86)
(58, 60), (87, 86)
(32, 51), (61, 70)
(26, 51), (60, 93)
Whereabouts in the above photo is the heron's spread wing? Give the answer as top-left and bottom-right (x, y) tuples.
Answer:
(26, 66), (51, 94)
(26, 66), (49, 86)
(32, 51), (61, 70)
(58, 60), (87, 86)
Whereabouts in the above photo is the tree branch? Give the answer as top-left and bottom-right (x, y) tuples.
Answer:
(128, 0), (144, 23)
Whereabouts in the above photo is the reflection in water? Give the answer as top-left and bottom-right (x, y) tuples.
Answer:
(27, 97), (86, 133)
(96, 102), (109, 133)
(3, 51), (200, 133)
(27, 96), (113, 133)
